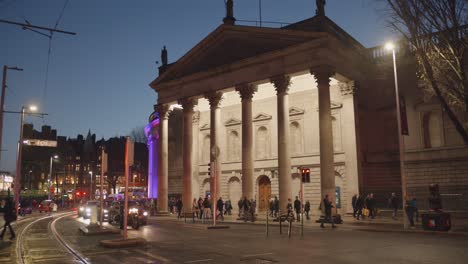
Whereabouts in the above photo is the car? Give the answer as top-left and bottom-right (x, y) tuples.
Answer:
(38, 200), (53, 213)
(96, 203), (110, 222)
(83, 200), (98, 219)
(108, 200), (148, 226)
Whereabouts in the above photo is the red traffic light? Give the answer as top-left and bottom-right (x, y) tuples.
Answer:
(76, 191), (81, 196)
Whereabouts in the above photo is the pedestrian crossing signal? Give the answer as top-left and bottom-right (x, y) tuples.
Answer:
(301, 168), (310, 183)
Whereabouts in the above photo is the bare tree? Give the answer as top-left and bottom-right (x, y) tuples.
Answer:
(129, 126), (147, 144)
(383, 0), (468, 144)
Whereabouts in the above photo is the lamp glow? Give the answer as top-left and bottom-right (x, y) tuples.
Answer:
(385, 42), (395, 51)
(29, 105), (38, 112)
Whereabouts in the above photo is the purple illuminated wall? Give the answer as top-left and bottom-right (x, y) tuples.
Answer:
(145, 118), (159, 199)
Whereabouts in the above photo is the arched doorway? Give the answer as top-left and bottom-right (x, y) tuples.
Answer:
(228, 177), (241, 212)
(258, 176), (271, 212)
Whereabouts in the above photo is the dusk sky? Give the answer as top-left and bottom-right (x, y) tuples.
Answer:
(0, 0), (394, 172)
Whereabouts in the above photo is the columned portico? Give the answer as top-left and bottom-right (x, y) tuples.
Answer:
(180, 98), (197, 212)
(271, 75), (292, 211)
(312, 67), (336, 206)
(205, 91), (223, 198)
(155, 104), (170, 213)
(236, 83), (257, 200)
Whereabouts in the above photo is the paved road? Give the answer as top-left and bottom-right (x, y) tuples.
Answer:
(2, 213), (468, 263)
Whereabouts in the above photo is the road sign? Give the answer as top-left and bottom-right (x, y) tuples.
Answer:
(23, 139), (57, 147)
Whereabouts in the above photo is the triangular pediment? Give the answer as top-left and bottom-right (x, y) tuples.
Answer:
(151, 25), (327, 87)
(253, 113), (272, 122)
(225, 118), (241, 126)
(315, 101), (342, 111)
(289, 107), (305, 116)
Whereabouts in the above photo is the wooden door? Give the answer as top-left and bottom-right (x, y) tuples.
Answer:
(258, 176), (271, 211)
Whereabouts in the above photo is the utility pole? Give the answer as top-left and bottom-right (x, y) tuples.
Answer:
(0, 65), (23, 161)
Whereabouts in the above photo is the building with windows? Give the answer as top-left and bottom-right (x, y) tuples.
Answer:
(147, 2), (468, 215)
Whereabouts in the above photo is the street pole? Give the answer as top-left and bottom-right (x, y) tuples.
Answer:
(48, 156), (53, 200)
(123, 137), (130, 240)
(89, 171), (93, 200)
(14, 107), (25, 214)
(0, 65), (23, 161)
(389, 44), (408, 229)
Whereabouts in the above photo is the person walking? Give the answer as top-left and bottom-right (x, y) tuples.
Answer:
(366, 193), (376, 219)
(269, 199), (274, 217)
(411, 197), (419, 222)
(388, 193), (399, 220)
(294, 196), (301, 222)
(198, 197), (204, 219)
(242, 197), (250, 222)
(286, 198), (293, 221)
(320, 194), (336, 228)
(304, 200), (311, 220)
(176, 198), (183, 219)
(203, 197), (211, 220)
(351, 194), (357, 218)
(355, 194), (364, 220)
(405, 196), (415, 228)
(217, 197), (224, 221)
(273, 196), (279, 217)
(250, 199), (256, 222)
(238, 198), (243, 218)
(0, 198), (16, 240)
(192, 198), (198, 218)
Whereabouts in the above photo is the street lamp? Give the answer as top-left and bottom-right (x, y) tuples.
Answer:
(48, 154), (59, 200)
(385, 42), (408, 229)
(89, 171), (93, 200)
(14, 105), (37, 214)
(0, 65), (23, 161)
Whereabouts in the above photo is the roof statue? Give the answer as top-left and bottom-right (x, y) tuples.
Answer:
(316, 0), (326, 16)
(161, 46), (168, 66)
(223, 0), (236, 25)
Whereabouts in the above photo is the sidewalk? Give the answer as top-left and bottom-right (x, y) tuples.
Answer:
(152, 211), (468, 236)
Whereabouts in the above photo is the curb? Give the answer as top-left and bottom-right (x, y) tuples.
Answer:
(99, 238), (146, 248)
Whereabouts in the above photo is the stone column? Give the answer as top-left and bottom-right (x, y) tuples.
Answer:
(236, 84), (257, 200)
(205, 91), (223, 198)
(312, 66), (336, 207)
(192, 111), (201, 200)
(180, 97), (197, 213)
(340, 81), (360, 214)
(271, 75), (292, 211)
(155, 104), (170, 214)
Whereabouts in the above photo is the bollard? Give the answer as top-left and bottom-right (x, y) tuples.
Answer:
(184, 211), (187, 223)
(266, 210), (269, 238)
(288, 219), (292, 239)
(301, 211), (304, 239)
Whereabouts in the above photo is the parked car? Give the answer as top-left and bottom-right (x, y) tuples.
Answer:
(38, 200), (53, 213)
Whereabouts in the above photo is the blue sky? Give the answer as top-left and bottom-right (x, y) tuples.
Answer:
(0, 0), (394, 172)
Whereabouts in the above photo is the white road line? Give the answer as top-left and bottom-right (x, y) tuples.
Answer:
(241, 252), (273, 258)
(134, 249), (170, 262)
(184, 259), (213, 263)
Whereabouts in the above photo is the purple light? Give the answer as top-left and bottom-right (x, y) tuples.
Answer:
(146, 117), (159, 199)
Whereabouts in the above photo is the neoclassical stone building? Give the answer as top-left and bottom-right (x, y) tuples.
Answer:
(147, 3), (468, 215)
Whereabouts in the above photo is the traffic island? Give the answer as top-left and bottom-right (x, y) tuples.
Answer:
(99, 238), (147, 248)
(79, 224), (120, 236)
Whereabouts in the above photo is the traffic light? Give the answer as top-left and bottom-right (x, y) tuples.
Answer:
(301, 168), (310, 183)
(76, 191), (81, 197)
(207, 163), (211, 176)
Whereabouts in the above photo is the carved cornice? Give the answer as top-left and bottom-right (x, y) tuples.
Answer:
(204, 91), (223, 108)
(339, 81), (356, 96)
(178, 97), (197, 113)
(311, 65), (335, 86)
(289, 107), (305, 116)
(235, 83), (257, 101)
(270, 75), (291, 95)
(154, 104), (171, 120)
(253, 112), (272, 122)
(225, 117), (241, 126)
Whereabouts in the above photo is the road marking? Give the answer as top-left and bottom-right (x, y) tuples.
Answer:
(184, 259), (213, 263)
(241, 252), (273, 258)
(134, 249), (170, 262)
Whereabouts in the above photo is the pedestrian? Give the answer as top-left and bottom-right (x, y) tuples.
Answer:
(52, 201), (58, 213)
(273, 196), (279, 217)
(320, 194), (336, 228)
(176, 198), (183, 219)
(0, 198), (16, 240)
(388, 192), (399, 220)
(411, 197), (419, 222)
(405, 196), (415, 228)
(365, 193), (376, 219)
(304, 200), (311, 220)
(286, 198), (293, 221)
(225, 199), (232, 215)
(238, 198), (243, 217)
(355, 194), (364, 220)
(294, 196), (301, 222)
(351, 194), (357, 218)
(250, 199), (256, 222)
(198, 197), (204, 219)
(242, 197), (250, 222)
(269, 199), (274, 217)
(192, 198), (198, 218)
(203, 197), (211, 219)
(217, 197), (224, 221)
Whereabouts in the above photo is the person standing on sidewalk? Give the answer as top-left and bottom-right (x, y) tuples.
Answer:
(273, 196), (279, 218)
(304, 200), (311, 220)
(355, 194), (364, 220)
(388, 193), (399, 220)
(198, 197), (204, 219)
(411, 197), (419, 222)
(320, 194), (336, 228)
(176, 198), (183, 219)
(0, 198), (16, 240)
(238, 198), (243, 217)
(294, 196), (301, 222)
(405, 196), (415, 228)
(192, 198), (198, 218)
(351, 194), (357, 218)
(217, 197), (224, 221)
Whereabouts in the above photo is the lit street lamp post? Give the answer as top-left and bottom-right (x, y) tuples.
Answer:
(89, 171), (93, 200)
(48, 155), (59, 200)
(385, 42), (408, 229)
(14, 105), (37, 214)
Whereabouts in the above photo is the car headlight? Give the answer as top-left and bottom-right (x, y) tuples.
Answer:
(86, 208), (91, 212)
(79, 207), (84, 211)
(129, 208), (138, 213)
(104, 209), (108, 213)
(143, 211), (148, 216)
